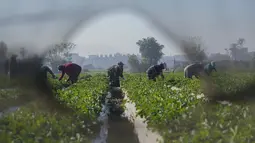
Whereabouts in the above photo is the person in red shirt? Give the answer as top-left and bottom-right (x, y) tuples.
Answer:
(58, 62), (82, 84)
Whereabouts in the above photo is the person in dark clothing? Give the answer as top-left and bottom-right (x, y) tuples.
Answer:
(107, 62), (125, 87)
(58, 62), (82, 84)
(184, 63), (204, 79)
(204, 61), (217, 76)
(146, 62), (167, 81)
(39, 65), (56, 80)
(9, 54), (18, 80)
(36, 65), (56, 95)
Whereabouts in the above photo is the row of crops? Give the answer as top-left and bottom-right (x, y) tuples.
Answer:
(0, 72), (255, 142)
(123, 72), (255, 142)
(0, 74), (108, 142)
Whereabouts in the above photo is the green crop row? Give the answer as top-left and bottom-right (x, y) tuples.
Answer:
(52, 73), (108, 119)
(0, 104), (101, 143)
(123, 72), (255, 142)
(122, 73), (202, 125)
(1, 71), (255, 142)
(0, 73), (108, 142)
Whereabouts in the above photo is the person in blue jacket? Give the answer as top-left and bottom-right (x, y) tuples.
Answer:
(204, 61), (217, 76)
(184, 61), (217, 79)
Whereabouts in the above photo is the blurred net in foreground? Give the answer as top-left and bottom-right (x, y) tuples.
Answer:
(0, 0), (254, 106)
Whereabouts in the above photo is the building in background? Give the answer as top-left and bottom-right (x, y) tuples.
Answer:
(70, 53), (85, 66)
(229, 47), (251, 61)
(208, 53), (230, 61)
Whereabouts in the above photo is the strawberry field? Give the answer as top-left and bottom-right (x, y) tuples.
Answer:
(0, 72), (255, 142)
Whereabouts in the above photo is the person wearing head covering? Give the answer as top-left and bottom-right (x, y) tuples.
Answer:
(184, 63), (204, 79)
(146, 62), (167, 81)
(204, 61), (217, 76)
(58, 62), (82, 84)
(107, 62), (125, 87)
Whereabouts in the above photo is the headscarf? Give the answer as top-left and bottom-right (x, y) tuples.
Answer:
(210, 61), (216, 68)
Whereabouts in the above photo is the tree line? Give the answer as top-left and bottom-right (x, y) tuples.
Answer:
(0, 36), (251, 75)
(128, 36), (207, 72)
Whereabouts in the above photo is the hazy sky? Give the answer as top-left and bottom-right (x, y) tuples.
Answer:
(0, 0), (254, 57)
(72, 13), (177, 57)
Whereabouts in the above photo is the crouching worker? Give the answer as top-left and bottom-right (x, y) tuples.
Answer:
(35, 65), (56, 95)
(146, 62), (167, 81)
(58, 62), (82, 84)
(204, 61), (217, 76)
(184, 63), (204, 79)
(107, 62), (125, 87)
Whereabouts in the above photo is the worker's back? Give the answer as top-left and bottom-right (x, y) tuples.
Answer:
(63, 63), (81, 76)
(108, 65), (122, 77)
(184, 63), (203, 71)
(184, 63), (204, 78)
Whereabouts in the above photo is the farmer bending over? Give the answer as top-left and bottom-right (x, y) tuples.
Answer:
(146, 62), (167, 81)
(39, 65), (56, 80)
(204, 61), (217, 76)
(107, 62), (125, 87)
(58, 62), (82, 84)
(184, 63), (204, 79)
(36, 65), (56, 94)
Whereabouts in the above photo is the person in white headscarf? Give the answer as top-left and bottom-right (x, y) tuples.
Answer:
(184, 63), (204, 79)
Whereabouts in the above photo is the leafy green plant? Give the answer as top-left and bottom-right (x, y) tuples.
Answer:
(123, 72), (255, 142)
(0, 73), (108, 142)
(1, 71), (255, 142)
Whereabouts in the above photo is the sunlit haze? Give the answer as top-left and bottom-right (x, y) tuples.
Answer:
(0, 0), (255, 57)
(72, 13), (179, 57)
